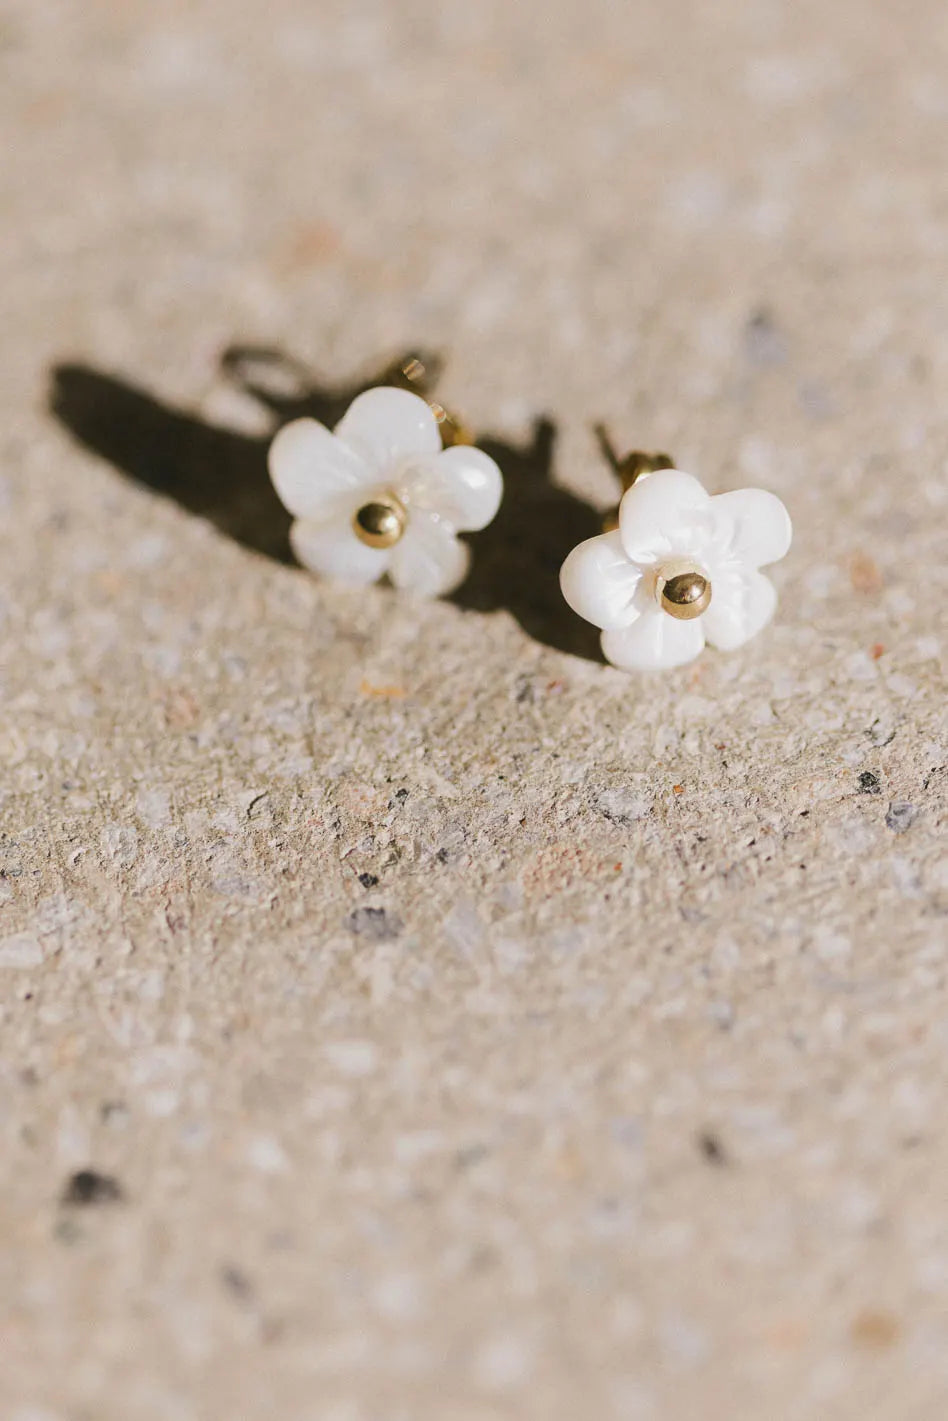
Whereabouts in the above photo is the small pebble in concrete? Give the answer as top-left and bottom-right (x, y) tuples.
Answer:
(346, 906), (403, 941)
(886, 802), (918, 833)
(61, 1169), (123, 1206)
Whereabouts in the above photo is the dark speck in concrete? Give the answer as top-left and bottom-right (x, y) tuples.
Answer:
(62, 1169), (124, 1206)
(100, 1099), (129, 1126)
(697, 1131), (729, 1166)
(858, 771), (882, 795)
(744, 308), (788, 367)
(455, 1143), (490, 1170)
(220, 1263), (254, 1302)
(357, 872), (379, 889)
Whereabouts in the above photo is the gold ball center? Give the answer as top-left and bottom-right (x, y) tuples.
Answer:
(352, 496), (406, 549)
(659, 569), (712, 621)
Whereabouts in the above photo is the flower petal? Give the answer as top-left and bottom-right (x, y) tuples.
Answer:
(618, 469), (713, 565)
(702, 569), (777, 651)
(560, 531), (644, 631)
(269, 418), (372, 521)
(334, 387), (442, 474)
(403, 445), (503, 532)
(388, 514), (470, 597)
(711, 488), (792, 569)
(290, 514), (391, 585)
(601, 607), (705, 672)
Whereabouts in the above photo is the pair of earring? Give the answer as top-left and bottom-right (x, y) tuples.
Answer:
(267, 358), (792, 674)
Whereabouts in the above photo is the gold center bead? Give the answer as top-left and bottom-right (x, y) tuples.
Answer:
(352, 495), (407, 549)
(658, 569), (712, 620)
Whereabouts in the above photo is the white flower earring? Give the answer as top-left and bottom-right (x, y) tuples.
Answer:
(560, 429), (792, 672)
(268, 358), (503, 598)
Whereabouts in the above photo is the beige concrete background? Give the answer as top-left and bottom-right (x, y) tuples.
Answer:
(2, 1), (947, 1417)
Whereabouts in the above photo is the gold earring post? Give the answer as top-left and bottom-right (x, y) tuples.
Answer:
(386, 354), (473, 448)
(596, 426), (675, 532)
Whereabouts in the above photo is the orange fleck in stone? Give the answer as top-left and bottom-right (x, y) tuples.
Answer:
(280, 222), (342, 270)
(673, 784), (684, 795)
(160, 687), (201, 729)
(359, 680), (406, 699)
(849, 552), (883, 594)
(870, 642), (885, 660)
(761, 1317), (809, 1350)
(851, 1308), (900, 1348)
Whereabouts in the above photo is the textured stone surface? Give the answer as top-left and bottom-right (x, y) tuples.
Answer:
(1, 1), (947, 1417)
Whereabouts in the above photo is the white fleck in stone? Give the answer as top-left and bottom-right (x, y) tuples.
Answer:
(0, 934), (42, 968)
(137, 786), (172, 828)
(247, 1134), (289, 1174)
(324, 1039), (379, 1077)
(812, 928), (852, 962)
(493, 937), (530, 973)
(56, 1105), (90, 1165)
(472, 1331), (536, 1391)
(822, 1006), (847, 1037)
(371, 1272), (423, 1321)
(835, 819), (876, 856)
(843, 651), (879, 682)
(668, 170), (728, 225)
(395, 1130), (444, 1165)
(596, 787), (652, 824)
(100, 823), (139, 869)
(659, 1313), (710, 1367)
(141, 970), (169, 1002)
(125, 533), (169, 569)
(144, 1088), (180, 1118)
(443, 900), (486, 957)
(886, 673), (919, 700)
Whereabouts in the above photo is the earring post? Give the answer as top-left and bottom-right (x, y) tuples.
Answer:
(594, 426), (675, 494)
(385, 354), (472, 447)
(595, 428), (676, 532)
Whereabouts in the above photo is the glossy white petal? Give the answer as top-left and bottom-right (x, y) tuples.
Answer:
(602, 608), (706, 672)
(290, 514), (391, 585)
(619, 469), (712, 565)
(335, 387), (442, 474)
(269, 418), (371, 521)
(388, 514), (470, 597)
(702, 569), (777, 651)
(559, 531), (644, 631)
(404, 445), (503, 532)
(712, 488), (792, 569)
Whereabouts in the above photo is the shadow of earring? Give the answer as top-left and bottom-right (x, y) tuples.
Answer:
(49, 347), (604, 661)
(450, 419), (603, 661)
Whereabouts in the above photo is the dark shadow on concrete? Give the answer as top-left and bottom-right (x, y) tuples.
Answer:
(451, 418), (602, 660)
(49, 346), (603, 659)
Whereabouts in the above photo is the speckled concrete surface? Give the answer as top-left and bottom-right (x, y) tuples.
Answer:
(1, 1), (947, 1417)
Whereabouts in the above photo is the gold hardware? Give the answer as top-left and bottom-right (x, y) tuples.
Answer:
(385, 354), (472, 448)
(595, 425), (675, 532)
(352, 494), (407, 549)
(657, 566), (712, 620)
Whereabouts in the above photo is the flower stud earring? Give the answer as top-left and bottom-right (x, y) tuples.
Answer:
(559, 428), (792, 672)
(268, 357), (503, 598)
